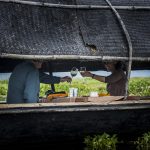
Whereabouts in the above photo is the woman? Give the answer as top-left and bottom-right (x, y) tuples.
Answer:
(81, 61), (127, 96)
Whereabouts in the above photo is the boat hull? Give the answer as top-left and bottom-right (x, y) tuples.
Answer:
(0, 101), (150, 147)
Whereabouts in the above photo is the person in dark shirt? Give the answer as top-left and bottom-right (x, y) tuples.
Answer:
(7, 60), (72, 103)
(81, 61), (127, 96)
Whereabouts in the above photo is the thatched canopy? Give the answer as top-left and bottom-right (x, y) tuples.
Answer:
(0, 0), (150, 72)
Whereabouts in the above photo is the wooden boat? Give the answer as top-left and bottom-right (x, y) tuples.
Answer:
(0, 96), (150, 148)
(0, 0), (150, 148)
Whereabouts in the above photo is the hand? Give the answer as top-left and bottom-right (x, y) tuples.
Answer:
(60, 76), (72, 83)
(80, 71), (92, 77)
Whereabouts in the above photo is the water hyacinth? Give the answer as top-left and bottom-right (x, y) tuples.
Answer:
(84, 133), (118, 150)
(134, 132), (150, 150)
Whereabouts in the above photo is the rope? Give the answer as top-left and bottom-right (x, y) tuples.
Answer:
(104, 0), (133, 100)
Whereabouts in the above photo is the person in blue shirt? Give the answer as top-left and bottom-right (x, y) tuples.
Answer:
(7, 60), (72, 104)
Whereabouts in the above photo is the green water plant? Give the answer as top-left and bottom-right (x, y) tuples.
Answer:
(84, 133), (118, 150)
(134, 132), (150, 150)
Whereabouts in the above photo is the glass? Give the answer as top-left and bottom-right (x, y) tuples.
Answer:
(80, 67), (86, 74)
(70, 67), (78, 78)
(70, 67), (78, 92)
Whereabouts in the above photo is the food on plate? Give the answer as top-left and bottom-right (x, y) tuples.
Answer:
(46, 90), (68, 101)
(99, 93), (110, 96)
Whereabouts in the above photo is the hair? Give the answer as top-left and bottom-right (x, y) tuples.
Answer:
(115, 61), (126, 71)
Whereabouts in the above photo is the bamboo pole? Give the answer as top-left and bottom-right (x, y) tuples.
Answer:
(104, 0), (133, 100)
(0, 53), (149, 61)
(47, 62), (55, 92)
(0, 0), (150, 10)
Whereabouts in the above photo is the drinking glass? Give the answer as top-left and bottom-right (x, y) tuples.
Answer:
(80, 67), (86, 74)
(70, 67), (78, 78)
(70, 67), (78, 87)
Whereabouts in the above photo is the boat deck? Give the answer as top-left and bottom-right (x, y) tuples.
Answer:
(0, 96), (150, 112)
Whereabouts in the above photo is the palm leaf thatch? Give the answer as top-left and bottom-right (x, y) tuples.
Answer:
(0, 0), (150, 61)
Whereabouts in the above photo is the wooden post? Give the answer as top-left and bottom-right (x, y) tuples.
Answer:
(46, 62), (55, 92)
(104, 0), (133, 100)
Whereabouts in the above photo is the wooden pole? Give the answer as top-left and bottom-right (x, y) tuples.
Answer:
(104, 0), (133, 100)
(0, 0), (150, 10)
(1, 53), (149, 61)
(46, 62), (55, 92)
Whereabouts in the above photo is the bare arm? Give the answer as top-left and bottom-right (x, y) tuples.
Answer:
(81, 71), (105, 82)
(92, 74), (105, 82)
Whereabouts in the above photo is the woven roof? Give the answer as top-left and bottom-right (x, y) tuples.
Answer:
(0, 0), (150, 62)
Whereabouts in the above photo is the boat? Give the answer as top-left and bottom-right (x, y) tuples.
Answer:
(0, 97), (150, 148)
(0, 0), (150, 148)
(0, 0), (149, 72)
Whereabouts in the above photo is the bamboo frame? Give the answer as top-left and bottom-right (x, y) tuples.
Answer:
(104, 0), (133, 100)
(0, 0), (150, 10)
(0, 53), (149, 61)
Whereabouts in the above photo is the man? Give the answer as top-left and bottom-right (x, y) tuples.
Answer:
(7, 60), (72, 103)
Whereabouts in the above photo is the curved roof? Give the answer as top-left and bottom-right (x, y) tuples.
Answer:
(0, 0), (150, 62)
(0, 0), (150, 73)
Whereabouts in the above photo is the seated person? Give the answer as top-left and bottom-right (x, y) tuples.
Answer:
(7, 60), (72, 103)
(81, 61), (127, 96)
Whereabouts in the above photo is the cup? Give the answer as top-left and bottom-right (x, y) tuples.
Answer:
(69, 88), (74, 97)
(69, 88), (78, 97)
(73, 88), (78, 97)
(90, 91), (98, 97)
(80, 67), (86, 74)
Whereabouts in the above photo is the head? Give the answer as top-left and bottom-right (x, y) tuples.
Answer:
(32, 60), (43, 69)
(103, 61), (125, 72)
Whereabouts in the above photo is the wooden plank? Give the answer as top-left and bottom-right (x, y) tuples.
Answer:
(88, 96), (124, 104)
(124, 96), (150, 100)
(51, 96), (124, 104)
(0, 97), (150, 110)
(0, 100), (150, 148)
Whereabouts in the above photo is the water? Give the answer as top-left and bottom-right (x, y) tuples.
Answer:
(54, 70), (150, 78)
(0, 70), (149, 80)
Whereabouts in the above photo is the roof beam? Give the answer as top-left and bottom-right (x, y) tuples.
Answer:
(0, 53), (149, 61)
(0, 0), (150, 10)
